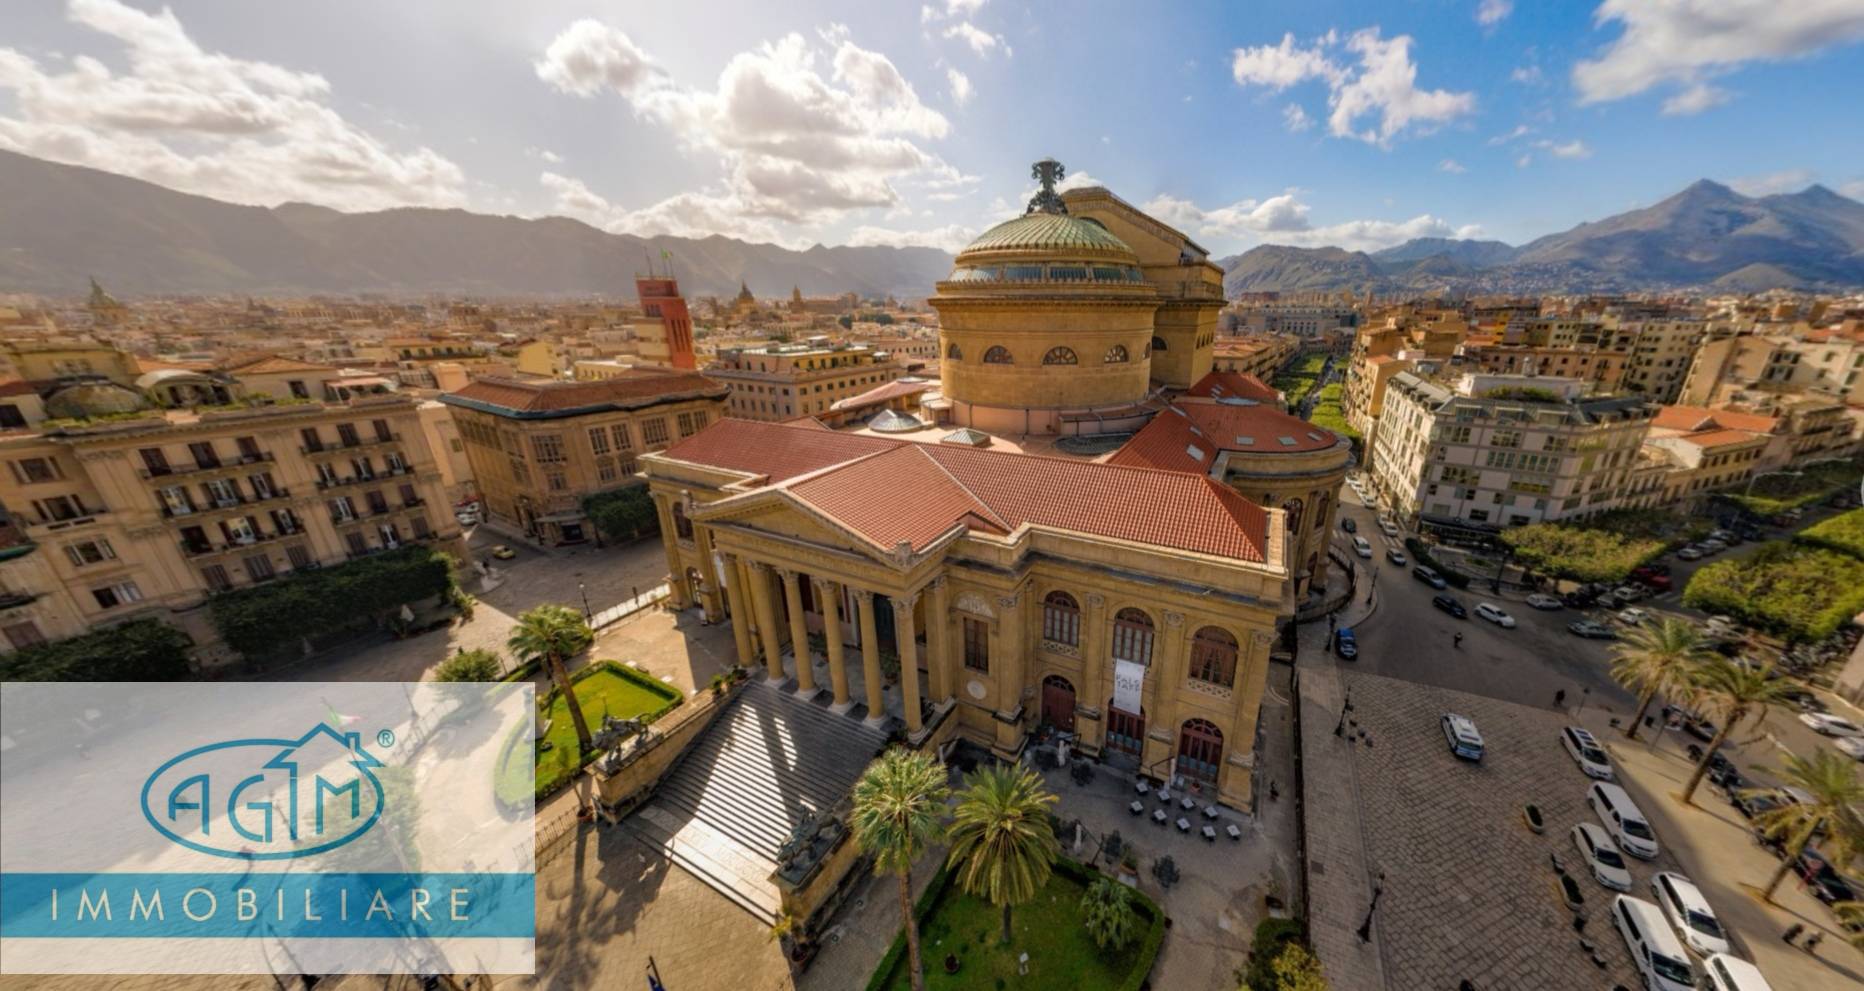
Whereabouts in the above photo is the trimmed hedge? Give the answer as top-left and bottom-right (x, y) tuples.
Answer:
(1723, 460), (1862, 517)
(1499, 522), (1666, 585)
(1683, 542), (1864, 643)
(208, 545), (455, 659)
(1795, 507), (1864, 560)
(1404, 537), (1471, 589)
(0, 618), (192, 681)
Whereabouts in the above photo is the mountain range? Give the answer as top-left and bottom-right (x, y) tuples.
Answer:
(1221, 180), (1864, 295)
(2, 150), (1862, 300)
(0, 150), (952, 300)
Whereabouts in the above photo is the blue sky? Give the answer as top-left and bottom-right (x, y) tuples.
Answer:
(3, 0), (1863, 255)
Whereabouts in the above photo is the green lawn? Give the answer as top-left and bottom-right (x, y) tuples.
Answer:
(495, 661), (682, 803)
(872, 864), (1161, 991)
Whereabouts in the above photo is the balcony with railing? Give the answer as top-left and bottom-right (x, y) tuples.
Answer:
(302, 433), (402, 456)
(159, 488), (292, 519)
(177, 525), (303, 558)
(26, 508), (109, 534)
(138, 451), (276, 480)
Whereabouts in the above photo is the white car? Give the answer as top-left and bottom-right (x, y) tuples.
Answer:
(1800, 712), (1863, 737)
(1377, 518), (1400, 537)
(1525, 593), (1563, 610)
(1571, 823), (1633, 891)
(1702, 954), (1776, 991)
(1561, 726), (1614, 780)
(1474, 602), (1515, 628)
(1677, 546), (1704, 561)
(1352, 536), (1373, 558)
(1650, 872), (1731, 957)
(1836, 737), (1864, 761)
(1616, 607), (1649, 626)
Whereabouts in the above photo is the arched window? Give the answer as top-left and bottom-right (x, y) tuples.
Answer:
(1151, 336), (1167, 353)
(1313, 492), (1330, 531)
(1282, 497), (1304, 535)
(984, 346), (1013, 365)
(1189, 626), (1238, 687)
(1103, 344), (1129, 364)
(1042, 346), (1078, 366)
(1042, 591), (1080, 645)
(1178, 718), (1224, 785)
(946, 342), (962, 360)
(1111, 607), (1155, 665)
(672, 502), (693, 540)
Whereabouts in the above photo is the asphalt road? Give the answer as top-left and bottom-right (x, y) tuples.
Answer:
(1329, 476), (1863, 791)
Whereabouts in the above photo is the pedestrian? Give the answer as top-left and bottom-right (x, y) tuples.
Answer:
(1453, 632), (1464, 649)
(1555, 689), (1567, 707)
(1803, 932), (1823, 955)
(1782, 923), (1804, 945)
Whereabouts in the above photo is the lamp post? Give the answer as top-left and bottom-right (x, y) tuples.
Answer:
(1356, 872), (1386, 942)
(1334, 692), (1354, 737)
(579, 582), (593, 623)
(1574, 686), (1590, 718)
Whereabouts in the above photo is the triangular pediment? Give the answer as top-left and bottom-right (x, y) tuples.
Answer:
(695, 490), (902, 564)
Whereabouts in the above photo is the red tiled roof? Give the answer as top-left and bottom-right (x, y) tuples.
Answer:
(1185, 370), (1280, 402)
(1652, 404), (1778, 434)
(662, 419), (1269, 561)
(1108, 400), (1338, 473)
(1675, 428), (1765, 449)
(830, 378), (932, 411)
(0, 378), (37, 398)
(443, 370), (725, 414)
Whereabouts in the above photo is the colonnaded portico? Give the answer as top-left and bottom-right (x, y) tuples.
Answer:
(642, 418), (1293, 810)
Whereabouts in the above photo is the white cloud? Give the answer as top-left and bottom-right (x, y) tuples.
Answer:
(944, 22), (1011, 59)
(1477, 1), (1514, 27)
(526, 146), (563, 164)
(1535, 138), (1592, 159)
(846, 222), (976, 252)
(1438, 158), (1468, 173)
(1282, 103), (1314, 132)
(1573, 0), (1864, 112)
(1509, 64), (1543, 85)
(0, 0), (467, 212)
(1231, 28), (1474, 146)
(944, 0), (989, 16)
(1840, 179), (1864, 200)
(1727, 168), (1815, 196)
(947, 67), (973, 107)
(540, 170), (789, 245)
(1516, 153), (1533, 168)
(1143, 190), (1480, 252)
(536, 21), (953, 233)
(1487, 123), (1532, 145)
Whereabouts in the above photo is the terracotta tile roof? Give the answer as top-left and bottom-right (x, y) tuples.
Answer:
(1652, 404), (1778, 434)
(830, 378), (932, 411)
(441, 370), (725, 416)
(1185, 370), (1280, 402)
(1108, 399), (1339, 473)
(662, 419), (1268, 561)
(224, 355), (334, 375)
(1675, 428), (1765, 449)
(0, 378), (36, 398)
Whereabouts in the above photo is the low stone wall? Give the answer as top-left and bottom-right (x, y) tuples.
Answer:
(590, 675), (745, 815)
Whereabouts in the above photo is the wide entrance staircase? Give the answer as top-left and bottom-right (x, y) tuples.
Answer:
(624, 677), (889, 924)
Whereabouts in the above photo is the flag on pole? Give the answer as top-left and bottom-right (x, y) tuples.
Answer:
(321, 695), (362, 729)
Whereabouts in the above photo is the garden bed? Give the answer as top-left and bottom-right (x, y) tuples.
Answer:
(866, 858), (1164, 991)
(494, 660), (683, 805)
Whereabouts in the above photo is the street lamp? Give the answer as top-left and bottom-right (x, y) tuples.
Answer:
(579, 581), (592, 622)
(1356, 872), (1386, 942)
(1334, 692), (1354, 737)
(1574, 686), (1590, 718)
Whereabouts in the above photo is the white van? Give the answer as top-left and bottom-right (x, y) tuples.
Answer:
(1650, 871), (1730, 956)
(1612, 895), (1697, 991)
(1588, 782), (1659, 859)
(1701, 953), (1774, 991)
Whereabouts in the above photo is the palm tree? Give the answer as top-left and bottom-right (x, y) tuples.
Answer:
(1608, 619), (1710, 741)
(507, 604), (595, 755)
(1679, 659), (1794, 804)
(945, 763), (1060, 945)
(850, 749), (949, 991)
(1833, 901), (1864, 950)
(1749, 749), (1864, 903)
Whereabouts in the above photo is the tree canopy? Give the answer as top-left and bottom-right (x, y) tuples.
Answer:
(1683, 543), (1864, 643)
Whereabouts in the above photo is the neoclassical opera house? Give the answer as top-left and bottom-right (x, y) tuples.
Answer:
(638, 161), (1356, 811)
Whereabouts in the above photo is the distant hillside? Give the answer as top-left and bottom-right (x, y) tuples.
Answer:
(1219, 179), (1864, 295)
(0, 150), (954, 299)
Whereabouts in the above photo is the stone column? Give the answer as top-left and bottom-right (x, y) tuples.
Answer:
(924, 577), (951, 702)
(814, 577), (851, 711)
(748, 561), (785, 683)
(1079, 592), (1108, 750)
(893, 591), (923, 735)
(779, 568), (815, 696)
(652, 492), (691, 608)
(992, 589), (1026, 753)
(1148, 610), (1189, 774)
(734, 556), (760, 658)
(694, 526), (724, 622)
(854, 589), (885, 725)
(721, 552), (754, 668)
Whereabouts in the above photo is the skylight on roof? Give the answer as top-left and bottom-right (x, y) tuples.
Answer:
(1186, 444), (1205, 461)
(1236, 435), (1254, 445)
(1278, 436), (1297, 446)
(1308, 431), (1324, 441)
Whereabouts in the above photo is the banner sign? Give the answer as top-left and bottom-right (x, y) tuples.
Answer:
(0, 682), (535, 975)
(1112, 658), (1146, 715)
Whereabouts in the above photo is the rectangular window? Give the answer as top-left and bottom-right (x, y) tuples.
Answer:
(399, 483), (419, 506)
(366, 491), (390, 515)
(236, 436), (263, 461)
(10, 457), (60, 484)
(641, 417), (670, 447)
(345, 532), (369, 555)
(962, 617), (989, 672)
(337, 423), (361, 447)
(588, 427), (610, 455)
(187, 441), (220, 468)
(286, 544), (312, 570)
(509, 458), (530, 484)
(91, 581), (142, 610)
(531, 434), (565, 463)
(243, 554), (275, 582)
(288, 380), (309, 399)
(63, 539), (116, 567)
(411, 516), (432, 539)
(4, 621), (47, 650)
(139, 448), (171, 476)
(611, 423), (633, 451)
(201, 565), (233, 592)
(596, 457), (617, 483)
(546, 471), (567, 492)
(300, 427), (324, 452)
(372, 419), (394, 442)
(677, 411), (703, 437)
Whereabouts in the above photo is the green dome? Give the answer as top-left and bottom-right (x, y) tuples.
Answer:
(957, 212), (1136, 261)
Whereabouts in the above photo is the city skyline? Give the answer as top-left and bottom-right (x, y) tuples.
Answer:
(3, 0), (1864, 256)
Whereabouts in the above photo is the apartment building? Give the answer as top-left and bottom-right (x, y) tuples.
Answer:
(709, 339), (903, 421)
(439, 370), (728, 545)
(1211, 333), (1299, 381)
(1607, 318), (1704, 403)
(1367, 373), (1654, 537)
(1680, 322), (1864, 407)
(0, 388), (460, 655)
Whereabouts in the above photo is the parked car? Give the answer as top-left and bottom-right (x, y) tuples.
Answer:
(1412, 565), (1447, 589)
(1701, 538), (1728, 553)
(1352, 536), (1374, 558)
(1794, 847), (1857, 905)
(1432, 594), (1467, 619)
(1335, 627), (1358, 660)
(1596, 592), (1625, 610)
(1799, 713), (1863, 737)
(1677, 546), (1704, 561)
(1612, 896), (1696, 991)
(1613, 585), (1649, 602)
(1440, 713), (1484, 761)
(1773, 686), (1825, 713)
(1572, 823), (1634, 891)
(1474, 602), (1515, 628)
(1616, 607), (1650, 626)
(1526, 592), (1563, 610)
(1378, 518), (1400, 537)
(1562, 590), (1597, 608)
(1731, 788), (1784, 821)
(490, 544), (517, 560)
(1341, 517), (1357, 534)
(1561, 726), (1614, 780)
(1661, 704), (1717, 742)
(1568, 621), (1618, 640)
(1650, 872), (1730, 957)
(1837, 737), (1864, 761)
(1590, 782), (1660, 859)
(1701, 954), (1777, 991)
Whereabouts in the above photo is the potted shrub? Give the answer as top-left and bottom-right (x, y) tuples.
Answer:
(1523, 804), (1545, 834)
(1557, 874), (1584, 910)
